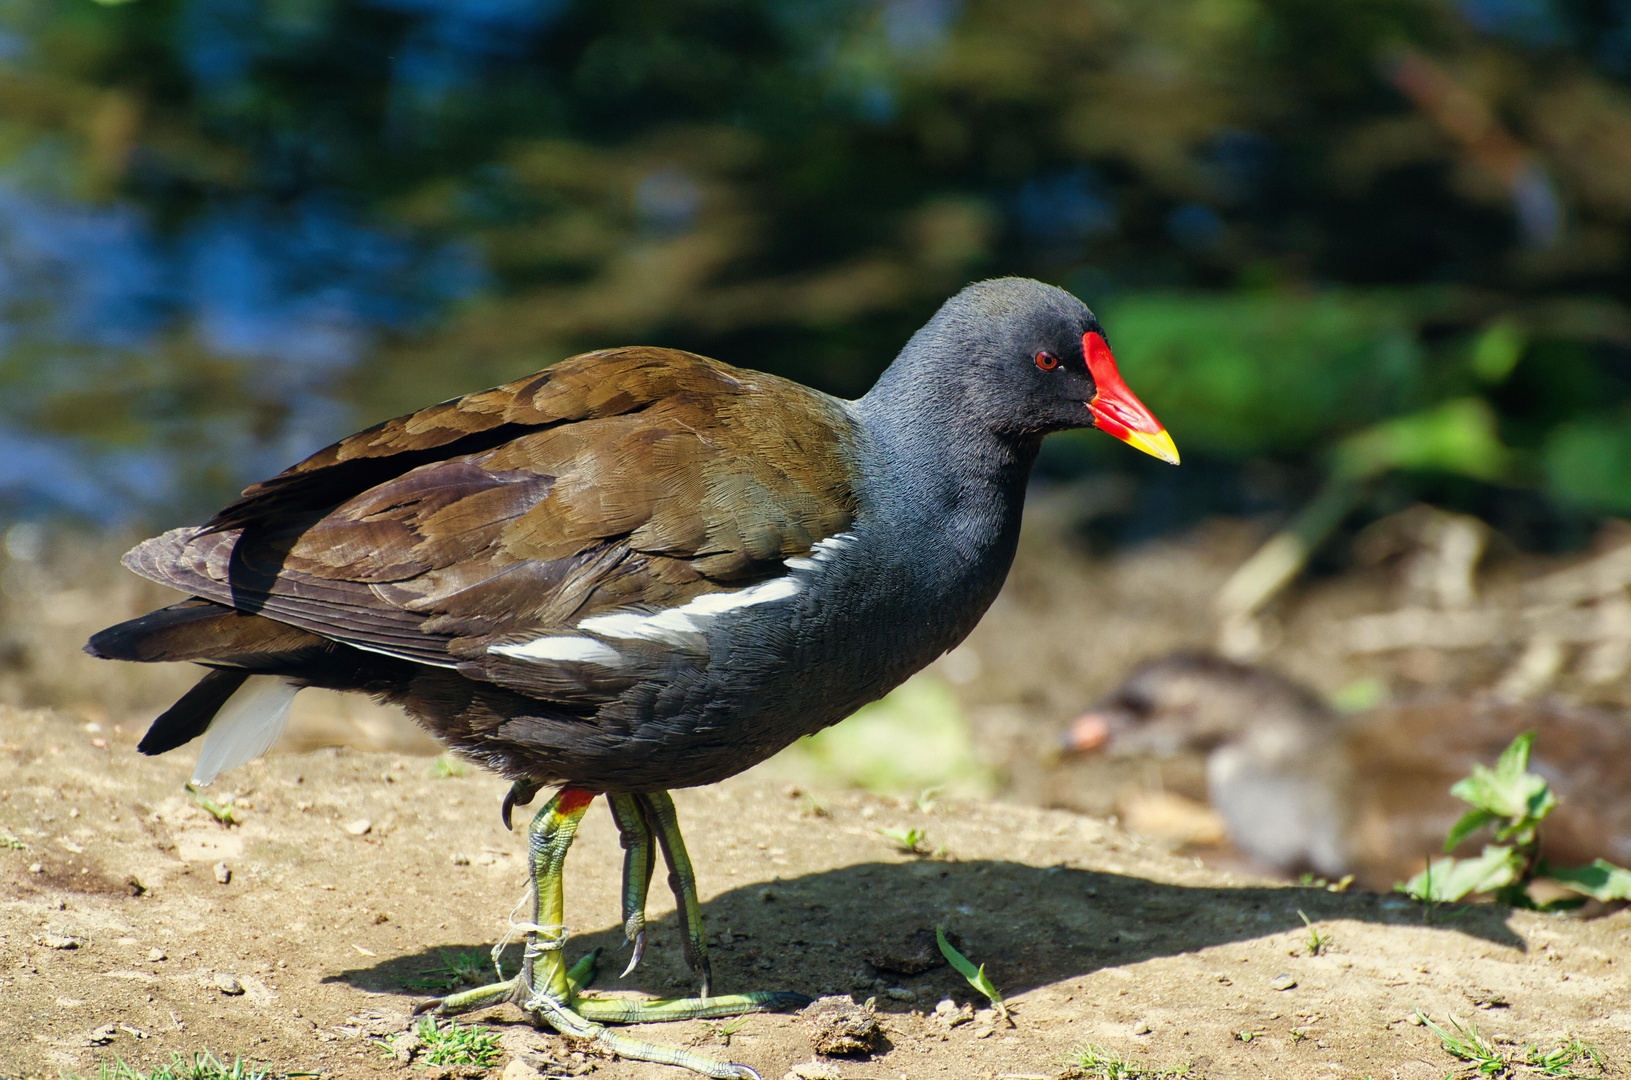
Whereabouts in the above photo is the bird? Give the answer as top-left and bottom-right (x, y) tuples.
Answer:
(86, 277), (1178, 1079)
(1062, 652), (1631, 891)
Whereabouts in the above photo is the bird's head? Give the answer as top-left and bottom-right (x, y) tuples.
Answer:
(1061, 652), (1334, 759)
(913, 277), (1178, 463)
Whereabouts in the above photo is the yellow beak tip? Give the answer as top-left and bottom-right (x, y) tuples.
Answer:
(1121, 428), (1181, 466)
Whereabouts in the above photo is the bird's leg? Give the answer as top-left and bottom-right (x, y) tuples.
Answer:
(418, 787), (804, 1080)
(415, 787), (596, 1016)
(637, 790), (713, 997)
(606, 793), (655, 977)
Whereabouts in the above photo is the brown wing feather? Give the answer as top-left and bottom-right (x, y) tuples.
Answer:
(124, 347), (860, 703)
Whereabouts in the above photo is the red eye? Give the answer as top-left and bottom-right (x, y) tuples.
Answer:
(1035, 352), (1059, 371)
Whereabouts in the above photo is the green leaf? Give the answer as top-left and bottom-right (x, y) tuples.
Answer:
(1334, 398), (1509, 482)
(1543, 859), (1631, 902)
(1443, 808), (1498, 853)
(935, 926), (1002, 1007)
(1402, 846), (1524, 902)
(1470, 319), (1526, 384)
(1447, 732), (1555, 825)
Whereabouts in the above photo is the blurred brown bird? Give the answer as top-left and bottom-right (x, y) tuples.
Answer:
(1063, 652), (1631, 890)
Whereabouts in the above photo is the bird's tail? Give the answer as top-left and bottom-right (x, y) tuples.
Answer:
(87, 599), (325, 784)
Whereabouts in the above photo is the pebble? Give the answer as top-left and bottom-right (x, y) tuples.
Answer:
(147, 948), (167, 962)
(41, 933), (83, 950)
(1270, 973), (1297, 991)
(1133, 1021), (1152, 1035)
(784, 1062), (842, 1080)
(213, 862), (232, 885)
(86, 1023), (116, 1045)
(215, 973), (244, 995)
(344, 819), (372, 836)
(884, 987), (915, 1002)
(28, 863), (42, 874)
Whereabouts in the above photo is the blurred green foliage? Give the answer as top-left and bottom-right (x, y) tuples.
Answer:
(0, 0), (1629, 537)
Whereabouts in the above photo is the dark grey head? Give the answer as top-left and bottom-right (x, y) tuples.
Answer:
(869, 277), (1177, 461)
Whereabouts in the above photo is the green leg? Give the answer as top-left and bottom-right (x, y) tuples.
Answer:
(415, 787), (594, 1015)
(639, 790), (713, 997)
(607, 793), (656, 977)
(414, 786), (805, 1080)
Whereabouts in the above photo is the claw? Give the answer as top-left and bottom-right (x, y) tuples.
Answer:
(501, 779), (542, 831)
(620, 927), (646, 978)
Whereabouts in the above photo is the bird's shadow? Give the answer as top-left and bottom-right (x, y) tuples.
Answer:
(327, 859), (1523, 1007)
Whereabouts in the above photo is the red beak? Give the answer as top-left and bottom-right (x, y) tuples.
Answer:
(1085, 332), (1179, 464)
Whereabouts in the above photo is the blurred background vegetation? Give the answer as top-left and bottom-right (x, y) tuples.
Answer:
(1, 0), (1630, 549)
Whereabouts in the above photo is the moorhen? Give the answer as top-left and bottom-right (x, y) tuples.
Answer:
(87, 277), (1177, 1078)
(1063, 652), (1631, 890)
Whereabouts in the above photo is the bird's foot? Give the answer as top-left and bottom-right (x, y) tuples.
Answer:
(527, 983), (806, 1080)
(412, 947), (601, 1017)
(414, 945), (805, 1079)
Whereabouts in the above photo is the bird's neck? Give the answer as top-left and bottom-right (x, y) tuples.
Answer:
(851, 359), (1041, 561)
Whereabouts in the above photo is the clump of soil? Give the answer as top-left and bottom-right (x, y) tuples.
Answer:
(799, 996), (882, 1056)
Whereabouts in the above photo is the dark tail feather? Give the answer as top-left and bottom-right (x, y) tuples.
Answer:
(86, 598), (325, 664)
(137, 669), (250, 756)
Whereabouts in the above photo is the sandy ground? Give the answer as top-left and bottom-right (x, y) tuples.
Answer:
(4, 704), (1630, 1080)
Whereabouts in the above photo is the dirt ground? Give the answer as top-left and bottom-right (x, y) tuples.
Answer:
(4, 703), (1630, 1080)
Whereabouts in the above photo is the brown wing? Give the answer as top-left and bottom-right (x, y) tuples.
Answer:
(125, 347), (860, 701)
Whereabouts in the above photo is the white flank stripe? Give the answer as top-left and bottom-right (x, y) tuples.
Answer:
(490, 636), (624, 665)
(784, 531), (857, 573)
(578, 576), (802, 645)
(192, 675), (302, 787)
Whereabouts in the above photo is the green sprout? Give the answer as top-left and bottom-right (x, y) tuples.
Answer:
(184, 784), (240, 827)
(1296, 910), (1330, 956)
(692, 1014), (752, 1047)
(1073, 1044), (1194, 1080)
(935, 925), (1007, 1021)
(404, 1017), (502, 1067)
(400, 948), (494, 993)
(1399, 732), (1631, 908)
(880, 826), (929, 855)
(70, 1052), (280, 1080)
(430, 754), (466, 779)
(1415, 1011), (1606, 1079)
(1, 831), (27, 850)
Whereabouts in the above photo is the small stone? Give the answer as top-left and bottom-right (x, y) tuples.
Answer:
(147, 948), (167, 962)
(41, 933), (83, 950)
(215, 973), (244, 995)
(1270, 973), (1297, 991)
(213, 862), (232, 885)
(344, 818), (372, 836)
(971, 1026), (993, 1039)
(86, 1023), (117, 1046)
(785, 1062), (842, 1080)
(884, 987), (915, 1002)
(500, 1060), (540, 1080)
(1133, 1021), (1152, 1035)
(27, 863), (42, 874)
